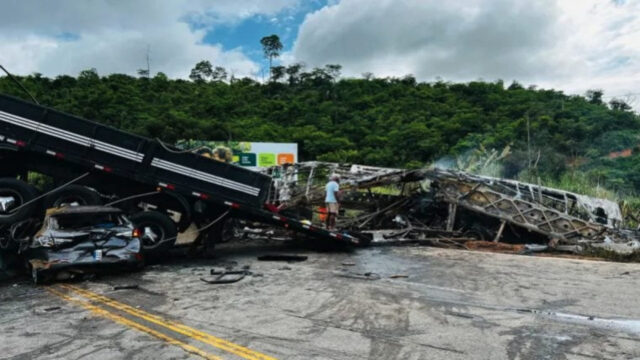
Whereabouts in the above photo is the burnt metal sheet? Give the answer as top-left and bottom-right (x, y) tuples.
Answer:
(264, 162), (640, 254)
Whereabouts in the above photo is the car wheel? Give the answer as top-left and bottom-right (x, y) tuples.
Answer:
(130, 211), (177, 257)
(44, 185), (102, 209)
(0, 178), (40, 225)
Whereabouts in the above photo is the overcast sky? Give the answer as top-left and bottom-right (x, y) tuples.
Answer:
(0, 0), (638, 104)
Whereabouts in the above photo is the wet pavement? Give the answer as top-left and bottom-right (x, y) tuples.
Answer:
(1, 243), (640, 359)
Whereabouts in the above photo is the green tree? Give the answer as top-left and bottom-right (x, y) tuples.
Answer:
(2, 61), (640, 196)
(285, 63), (303, 85)
(212, 66), (228, 82)
(610, 98), (632, 111)
(586, 89), (604, 105)
(260, 34), (283, 79)
(189, 60), (213, 82)
(270, 66), (286, 82)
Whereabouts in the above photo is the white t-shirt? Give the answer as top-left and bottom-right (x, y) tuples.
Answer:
(325, 181), (339, 203)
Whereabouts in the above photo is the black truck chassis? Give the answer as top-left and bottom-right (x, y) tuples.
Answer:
(0, 93), (358, 250)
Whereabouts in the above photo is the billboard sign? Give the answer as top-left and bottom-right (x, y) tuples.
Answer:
(176, 140), (298, 170)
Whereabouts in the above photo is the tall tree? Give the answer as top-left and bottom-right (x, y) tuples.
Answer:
(212, 66), (228, 82)
(271, 66), (286, 82)
(189, 60), (213, 82)
(586, 89), (604, 105)
(260, 34), (283, 79)
(285, 63), (303, 85)
(610, 98), (632, 111)
(325, 64), (342, 81)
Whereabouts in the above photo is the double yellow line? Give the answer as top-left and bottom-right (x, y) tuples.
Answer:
(47, 284), (277, 360)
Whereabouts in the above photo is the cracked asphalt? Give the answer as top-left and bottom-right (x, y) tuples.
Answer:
(1, 243), (640, 359)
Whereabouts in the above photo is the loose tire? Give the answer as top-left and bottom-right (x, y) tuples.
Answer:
(44, 185), (102, 209)
(0, 178), (40, 225)
(130, 211), (177, 256)
(462, 223), (494, 241)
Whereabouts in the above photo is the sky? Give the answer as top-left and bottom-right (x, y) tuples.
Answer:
(0, 0), (638, 105)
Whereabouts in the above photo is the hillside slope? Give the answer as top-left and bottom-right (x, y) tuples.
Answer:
(1, 67), (638, 193)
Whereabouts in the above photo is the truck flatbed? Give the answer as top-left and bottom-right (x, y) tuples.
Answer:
(0, 93), (359, 248)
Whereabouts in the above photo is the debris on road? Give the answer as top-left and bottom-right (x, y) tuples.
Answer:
(389, 274), (409, 279)
(200, 268), (251, 284)
(257, 254), (308, 262)
(335, 271), (381, 280)
(113, 284), (140, 291)
(266, 161), (640, 257)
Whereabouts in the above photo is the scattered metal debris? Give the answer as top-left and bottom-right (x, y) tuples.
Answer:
(335, 271), (381, 280)
(200, 265), (254, 284)
(389, 274), (408, 279)
(200, 268), (251, 284)
(257, 254), (308, 262)
(113, 285), (140, 291)
(264, 162), (640, 256)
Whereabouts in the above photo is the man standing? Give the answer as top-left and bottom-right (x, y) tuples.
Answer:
(325, 175), (340, 230)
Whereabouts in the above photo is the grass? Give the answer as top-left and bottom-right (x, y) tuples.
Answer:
(519, 170), (618, 200)
(580, 247), (640, 263)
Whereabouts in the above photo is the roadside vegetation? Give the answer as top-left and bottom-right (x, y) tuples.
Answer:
(1, 60), (639, 215)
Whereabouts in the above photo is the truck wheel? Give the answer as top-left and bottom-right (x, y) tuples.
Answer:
(202, 214), (237, 245)
(0, 178), (40, 225)
(32, 267), (51, 285)
(218, 217), (242, 243)
(44, 185), (102, 209)
(130, 211), (177, 256)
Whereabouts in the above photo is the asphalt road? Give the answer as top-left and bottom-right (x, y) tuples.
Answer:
(1, 243), (639, 360)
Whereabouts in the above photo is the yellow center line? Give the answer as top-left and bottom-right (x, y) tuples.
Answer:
(59, 284), (278, 360)
(45, 287), (222, 360)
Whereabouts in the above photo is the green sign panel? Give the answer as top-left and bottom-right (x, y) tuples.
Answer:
(258, 153), (276, 167)
(239, 153), (257, 166)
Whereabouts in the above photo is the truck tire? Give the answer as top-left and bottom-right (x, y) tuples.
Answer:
(31, 267), (52, 285)
(0, 178), (40, 225)
(130, 211), (177, 256)
(216, 217), (242, 243)
(44, 185), (102, 209)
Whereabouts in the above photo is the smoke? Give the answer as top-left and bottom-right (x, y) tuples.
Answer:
(433, 155), (456, 170)
(430, 146), (511, 178)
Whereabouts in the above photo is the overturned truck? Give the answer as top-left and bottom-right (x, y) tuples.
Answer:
(266, 162), (639, 255)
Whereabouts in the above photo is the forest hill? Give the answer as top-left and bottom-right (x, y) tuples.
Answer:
(0, 63), (639, 196)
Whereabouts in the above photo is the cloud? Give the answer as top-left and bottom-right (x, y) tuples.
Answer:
(292, 0), (640, 103)
(1, 0), (638, 108)
(0, 0), (299, 78)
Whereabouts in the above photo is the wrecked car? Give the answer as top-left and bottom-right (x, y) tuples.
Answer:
(26, 206), (144, 284)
